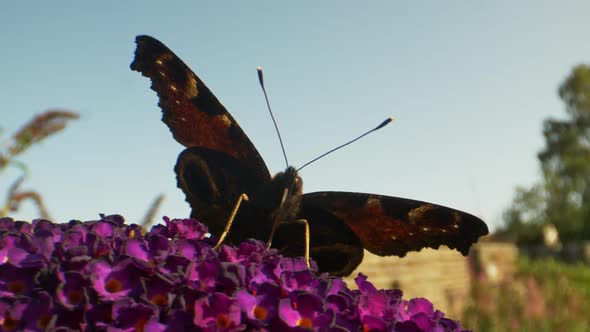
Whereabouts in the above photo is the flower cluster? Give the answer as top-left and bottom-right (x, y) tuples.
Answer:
(0, 215), (468, 331)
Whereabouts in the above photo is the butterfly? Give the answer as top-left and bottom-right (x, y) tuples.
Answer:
(130, 35), (488, 276)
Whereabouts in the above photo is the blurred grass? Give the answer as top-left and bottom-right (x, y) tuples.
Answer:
(463, 257), (590, 331)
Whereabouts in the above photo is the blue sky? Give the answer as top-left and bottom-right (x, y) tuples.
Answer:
(2, 2), (589, 231)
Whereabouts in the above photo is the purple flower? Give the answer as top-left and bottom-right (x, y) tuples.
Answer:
(0, 217), (15, 231)
(141, 273), (175, 307)
(219, 239), (267, 265)
(170, 238), (198, 261)
(0, 263), (38, 296)
(31, 228), (58, 261)
(0, 215), (469, 331)
(237, 282), (281, 326)
(194, 292), (243, 331)
(217, 262), (246, 294)
(111, 298), (162, 331)
(125, 238), (150, 261)
(3, 247), (46, 268)
(279, 292), (334, 329)
(404, 298), (435, 319)
(164, 217), (208, 240)
(91, 259), (143, 301)
(185, 257), (221, 292)
(59, 226), (88, 253)
(356, 273), (396, 324)
(0, 297), (28, 330)
(90, 220), (115, 238)
(85, 231), (112, 259)
(56, 271), (88, 309)
(274, 256), (312, 277)
(146, 232), (170, 253)
(281, 270), (326, 295)
(247, 254), (281, 291)
(0, 293), (54, 331)
(326, 277), (348, 296)
(160, 254), (191, 279)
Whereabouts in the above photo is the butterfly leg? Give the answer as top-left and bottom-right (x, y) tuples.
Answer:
(213, 193), (249, 250)
(264, 188), (309, 268)
(265, 188), (290, 250)
(295, 218), (311, 269)
(266, 217), (311, 269)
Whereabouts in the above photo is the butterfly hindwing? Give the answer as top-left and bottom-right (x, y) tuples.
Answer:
(301, 192), (488, 258)
(175, 147), (275, 243)
(272, 203), (365, 276)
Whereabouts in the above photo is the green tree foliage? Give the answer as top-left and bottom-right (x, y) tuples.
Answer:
(497, 185), (545, 244)
(500, 65), (590, 242)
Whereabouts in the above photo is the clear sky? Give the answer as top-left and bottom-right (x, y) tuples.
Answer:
(2, 2), (589, 231)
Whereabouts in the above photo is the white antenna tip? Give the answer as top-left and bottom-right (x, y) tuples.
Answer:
(257, 67), (264, 86)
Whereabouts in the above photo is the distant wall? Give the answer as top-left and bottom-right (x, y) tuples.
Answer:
(342, 241), (590, 319)
(343, 242), (519, 318)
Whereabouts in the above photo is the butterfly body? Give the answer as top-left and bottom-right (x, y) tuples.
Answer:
(131, 35), (488, 276)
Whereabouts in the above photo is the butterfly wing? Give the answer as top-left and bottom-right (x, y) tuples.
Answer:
(132, 35), (274, 241)
(272, 204), (365, 276)
(131, 35), (270, 180)
(301, 192), (488, 258)
(175, 147), (274, 243)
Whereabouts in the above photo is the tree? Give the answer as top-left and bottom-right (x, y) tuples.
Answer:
(500, 65), (590, 242)
(498, 184), (545, 244)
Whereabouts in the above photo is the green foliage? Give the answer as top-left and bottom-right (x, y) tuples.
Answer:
(519, 258), (590, 298)
(500, 64), (590, 242)
(496, 185), (545, 244)
(463, 258), (590, 331)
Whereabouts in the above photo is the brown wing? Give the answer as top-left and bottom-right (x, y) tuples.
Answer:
(274, 204), (365, 277)
(131, 35), (269, 179)
(175, 147), (273, 243)
(301, 192), (488, 257)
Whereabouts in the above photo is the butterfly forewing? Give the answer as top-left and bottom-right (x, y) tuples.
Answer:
(131, 35), (270, 179)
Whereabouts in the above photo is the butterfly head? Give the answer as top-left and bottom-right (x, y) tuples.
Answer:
(265, 166), (303, 225)
(272, 166), (303, 199)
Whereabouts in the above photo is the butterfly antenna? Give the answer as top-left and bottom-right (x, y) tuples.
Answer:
(297, 117), (394, 171)
(258, 67), (289, 168)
